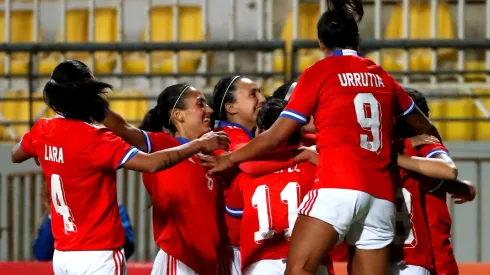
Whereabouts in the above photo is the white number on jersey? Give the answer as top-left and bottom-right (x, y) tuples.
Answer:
(252, 182), (300, 243)
(394, 188), (416, 246)
(354, 93), (382, 152)
(51, 174), (77, 234)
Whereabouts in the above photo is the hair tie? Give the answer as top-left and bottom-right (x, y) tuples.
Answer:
(219, 76), (241, 117)
(168, 85), (190, 126)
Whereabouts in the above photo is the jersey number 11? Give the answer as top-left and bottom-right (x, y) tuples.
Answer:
(252, 182), (300, 243)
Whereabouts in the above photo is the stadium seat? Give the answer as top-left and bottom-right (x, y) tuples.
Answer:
(430, 98), (476, 141)
(108, 89), (149, 127)
(39, 8), (118, 74)
(0, 91), (54, 140)
(0, 10), (43, 75)
(123, 6), (205, 73)
(366, 2), (455, 72)
(473, 89), (490, 141)
(465, 61), (486, 82)
(273, 3), (321, 76)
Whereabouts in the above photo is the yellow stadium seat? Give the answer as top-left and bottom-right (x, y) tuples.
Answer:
(273, 3), (321, 75)
(123, 6), (206, 73)
(473, 89), (490, 141)
(108, 90), (149, 126)
(369, 2), (455, 72)
(465, 61), (486, 82)
(430, 98), (476, 141)
(0, 91), (54, 140)
(0, 10), (43, 74)
(39, 8), (118, 74)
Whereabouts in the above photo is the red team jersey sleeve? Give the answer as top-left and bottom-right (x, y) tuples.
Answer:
(20, 126), (37, 157)
(393, 81), (416, 116)
(90, 129), (139, 170)
(280, 67), (319, 124)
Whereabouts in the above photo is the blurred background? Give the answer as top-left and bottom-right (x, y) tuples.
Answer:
(0, 0), (488, 267)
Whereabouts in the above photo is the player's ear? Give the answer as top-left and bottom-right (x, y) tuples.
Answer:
(172, 108), (185, 124)
(224, 102), (237, 116)
(318, 39), (326, 52)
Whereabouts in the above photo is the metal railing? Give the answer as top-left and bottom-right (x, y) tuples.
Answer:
(0, 156), (489, 261)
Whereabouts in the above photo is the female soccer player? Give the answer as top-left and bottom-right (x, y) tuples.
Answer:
(11, 60), (229, 275)
(103, 83), (231, 275)
(238, 97), (333, 275)
(200, 0), (447, 274)
(211, 76), (316, 274)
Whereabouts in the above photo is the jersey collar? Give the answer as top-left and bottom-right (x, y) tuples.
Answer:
(175, 137), (191, 145)
(216, 120), (255, 139)
(330, 49), (362, 57)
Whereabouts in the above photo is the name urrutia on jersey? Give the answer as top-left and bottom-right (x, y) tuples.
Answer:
(45, 145), (64, 163)
(338, 72), (386, 88)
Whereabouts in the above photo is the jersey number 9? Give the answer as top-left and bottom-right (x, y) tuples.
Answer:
(354, 93), (382, 153)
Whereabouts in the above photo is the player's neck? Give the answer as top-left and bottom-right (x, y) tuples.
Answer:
(323, 47), (357, 57)
(227, 116), (254, 132)
(174, 131), (197, 142)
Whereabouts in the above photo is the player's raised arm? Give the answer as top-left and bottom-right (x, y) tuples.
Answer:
(123, 131), (230, 173)
(103, 109), (149, 152)
(397, 154), (458, 181)
(11, 125), (38, 163)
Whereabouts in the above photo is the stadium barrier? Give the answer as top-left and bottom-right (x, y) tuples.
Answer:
(0, 262), (489, 275)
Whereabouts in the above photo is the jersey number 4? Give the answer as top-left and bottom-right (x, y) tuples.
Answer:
(51, 174), (77, 234)
(252, 182), (300, 243)
(354, 93), (382, 153)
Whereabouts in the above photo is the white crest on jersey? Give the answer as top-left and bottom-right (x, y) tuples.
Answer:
(205, 173), (214, 190)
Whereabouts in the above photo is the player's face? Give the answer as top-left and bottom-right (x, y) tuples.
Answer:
(231, 78), (265, 127)
(180, 88), (213, 138)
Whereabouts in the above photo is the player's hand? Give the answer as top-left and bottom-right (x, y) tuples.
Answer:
(199, 152), (235, 174)
(33, 158), (40, 166)
(451, 180), (476, 204)
(294, 145), (318, 165)
(197, 131), (230, 153)
(408, 135), (439, 147)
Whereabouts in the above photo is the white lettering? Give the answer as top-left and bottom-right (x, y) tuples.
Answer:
(337, 72), (386, 88)
(44, 145), (64, 163)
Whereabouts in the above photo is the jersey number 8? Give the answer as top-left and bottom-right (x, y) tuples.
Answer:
(354, 93), (382, 153)
(51, 174), (77, 234)
(252, 182), (300, 243)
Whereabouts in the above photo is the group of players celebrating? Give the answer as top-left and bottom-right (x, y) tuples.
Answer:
(11, 0), (476, 275)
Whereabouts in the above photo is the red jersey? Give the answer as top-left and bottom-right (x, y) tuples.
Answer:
(214, 120), (253, 246)
(392, 145), (435, 270)
(20, 117), (137, 251)
(280, 49), (415, 202)
(419, 144), (459, 275)
(239, 160), (333, 274)
(141, 132), (222, 275)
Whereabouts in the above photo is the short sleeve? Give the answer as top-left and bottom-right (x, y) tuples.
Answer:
(144, 131), (179, 152)
(225, 177), (244, 218)
(20, 131), (37, 157)
(394, 82), (415, 116)
(91, 129), (140, 170)
(419, 143), (449, 158)
(280, 67), (319, 124)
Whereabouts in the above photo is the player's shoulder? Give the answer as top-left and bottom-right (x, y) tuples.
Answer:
(144, 131), (179, 151)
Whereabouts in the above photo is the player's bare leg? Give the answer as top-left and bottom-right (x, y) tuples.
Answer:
(285, 215), (339, 275)
(348, 246), (390, 275)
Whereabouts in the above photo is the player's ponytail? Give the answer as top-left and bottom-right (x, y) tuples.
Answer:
(43, 60), (111, 123)
(211, 75), (243, 125)
(318, 0), (364, 50)
(139, 83), (190, 134)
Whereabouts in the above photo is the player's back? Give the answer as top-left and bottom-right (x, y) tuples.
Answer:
(309, 54), (413, 202)
(239, 161), (316, 271)
(21, 117), (136, 251)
